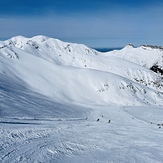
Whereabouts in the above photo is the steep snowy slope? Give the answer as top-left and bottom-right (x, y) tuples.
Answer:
(2, 38), (163, 83)
(0, 73), (87, 119)
(0, 36), (163, 106)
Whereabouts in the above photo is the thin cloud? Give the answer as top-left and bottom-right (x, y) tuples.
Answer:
(0, 0), (163, 47)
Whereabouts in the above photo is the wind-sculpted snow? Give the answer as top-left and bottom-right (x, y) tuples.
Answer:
(1, 36), (163, 162)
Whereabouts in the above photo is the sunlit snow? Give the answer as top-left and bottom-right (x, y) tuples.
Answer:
(0, 36), (163, 163)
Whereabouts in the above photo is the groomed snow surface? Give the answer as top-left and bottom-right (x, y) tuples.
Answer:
(0, 36), (163, 163)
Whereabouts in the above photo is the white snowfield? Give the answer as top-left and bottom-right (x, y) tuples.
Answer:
(0, 36), (163, 163)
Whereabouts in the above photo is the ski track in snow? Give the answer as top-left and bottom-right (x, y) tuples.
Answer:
(1, 106), (163, 163)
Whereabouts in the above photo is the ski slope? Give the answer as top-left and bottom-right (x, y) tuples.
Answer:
(0, 36), (163, 162)
(1, 105), (163, 163)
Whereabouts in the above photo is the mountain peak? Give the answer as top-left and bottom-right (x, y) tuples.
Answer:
(31, 35), (50, 42)
(124, 43), (134, 49)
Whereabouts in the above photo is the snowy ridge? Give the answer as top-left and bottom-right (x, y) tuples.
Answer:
(106, 44), (163, 76)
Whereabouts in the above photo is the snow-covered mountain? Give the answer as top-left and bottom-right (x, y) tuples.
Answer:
(1, 36), (163, 163)
(0, 35), (163, 107)
(107, 44), (163, 76)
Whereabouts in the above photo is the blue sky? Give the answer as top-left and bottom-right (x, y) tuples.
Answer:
(0, 0), (163, 48)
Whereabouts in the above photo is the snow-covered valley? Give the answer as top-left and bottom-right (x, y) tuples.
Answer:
(0, 36), (163, 162)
